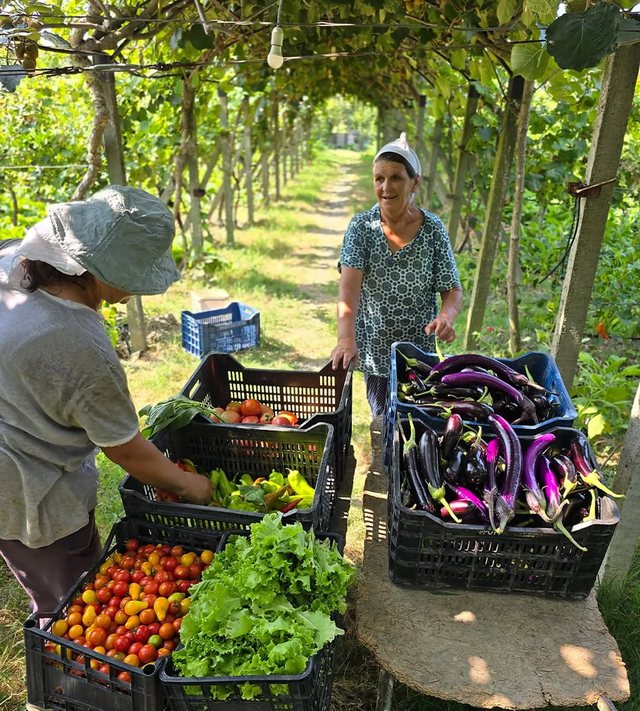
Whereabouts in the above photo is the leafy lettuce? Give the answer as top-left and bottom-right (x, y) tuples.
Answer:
(172, 513), (355, 699)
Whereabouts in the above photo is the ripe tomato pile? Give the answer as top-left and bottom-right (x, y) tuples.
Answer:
(44, 538), (214, 684)
(210, 398), (298, 427)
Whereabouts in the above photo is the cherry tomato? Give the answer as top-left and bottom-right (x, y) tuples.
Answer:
(125, 538), (139, 552)
(158, 623), (175, 641)
(138, 644), (158, 665)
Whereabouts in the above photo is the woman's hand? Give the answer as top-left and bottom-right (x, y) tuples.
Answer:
(179, 471), (213, 505)
(331, 337), (359, 370)
(425, 314), (456, 343)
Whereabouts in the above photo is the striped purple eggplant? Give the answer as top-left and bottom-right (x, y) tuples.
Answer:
(536, 454), (565, 522)
(440, 371), (539, 423)
(488, 414), (523, 534)
(444, 483), (490, 523)
(522, 432), (556, 520)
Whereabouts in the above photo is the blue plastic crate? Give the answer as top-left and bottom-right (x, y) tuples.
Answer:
(383, 342), (578, 464)
(181, 302), (260, 357)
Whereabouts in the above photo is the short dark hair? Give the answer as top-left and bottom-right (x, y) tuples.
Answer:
(374, 152), (418, 179)
(20, 260), (93, 294)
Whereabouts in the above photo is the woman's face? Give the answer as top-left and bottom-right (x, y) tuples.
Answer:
(373, 159), (419, 212)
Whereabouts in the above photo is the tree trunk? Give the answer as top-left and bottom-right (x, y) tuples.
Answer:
(551, 44), (640, 388)
(181, 77), (203, 257)
(273, 99), (281, 201)
(242, 97), (254, 226)
(603, 383), (640, 581)
(424, 117), (443, 211)
(416, 95), (427, 207)
(463, 75), (525, 351)
(218, 88), (234, 245)
(508, 79), (534, 356)
(95, 53), (147, 353)
(447, 83), (480, 247)
(261, 150), (270, 206)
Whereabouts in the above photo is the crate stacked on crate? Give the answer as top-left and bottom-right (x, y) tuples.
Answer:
(157, 526), (350, 711)
(24, 517), (224, 711)
(178, 352), (353, 484)
(181, 301), (260, 357)
(388, 344), (619, 599)
(119, 421), (336, 533)
(383, 342), (578, 465)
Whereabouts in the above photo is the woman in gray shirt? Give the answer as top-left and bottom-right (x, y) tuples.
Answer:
(0, 185), (212, 615)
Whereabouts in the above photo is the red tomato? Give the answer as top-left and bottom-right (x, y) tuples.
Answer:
(158, 622), (175, 640)
(154, 571), (170, 584)
(271, 416), (292, 426)
(241, 415), (259, 424)
(240, 398), (262, 417)
(188, 564), (202, 580)
(147, 623), (161, 636)
(114, 635), (132, 653)
(133, 625), (150, 644)
(125, 538), (139, 552)
(138, 644), (158, 665)
(143, 581), (159, 595)
(128, 642), (143, 657)
(220, 409), (242, 423)
(131, 571), (145, 583)
(120, 556), (136, 570)
(174, 565), (190, 580)
(176, 580), (193, 593)
(117, 670), (132, 684)
(158, 581), (177, 597)
(112, 581), (128, 598)
(87, 627), (108, 648)
(96, 587), (113, 605)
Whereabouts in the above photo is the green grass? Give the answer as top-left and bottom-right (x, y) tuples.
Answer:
(0, 146), (637, 710)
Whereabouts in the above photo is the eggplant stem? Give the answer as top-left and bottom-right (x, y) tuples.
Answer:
(429, 484), (461, 523)
(553, 518), (588, 552)
(579, 471), (625, 499)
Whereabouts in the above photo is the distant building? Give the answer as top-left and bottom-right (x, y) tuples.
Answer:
(329, 131), (361, 148)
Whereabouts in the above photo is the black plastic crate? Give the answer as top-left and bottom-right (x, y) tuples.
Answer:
(181, 302), (260, 357)
(384, 342), (578, 464)
(119, 421), (335, 533)
(180, 353), (353, 484)
(387, 417), (620, 599)
(24, 517), (223, 711)
(157, 528), (343, 711)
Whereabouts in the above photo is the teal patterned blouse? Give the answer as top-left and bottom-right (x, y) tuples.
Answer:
(339, 203), (460, 376)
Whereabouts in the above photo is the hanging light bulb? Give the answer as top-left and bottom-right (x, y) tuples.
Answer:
(267, 26), (284, 69)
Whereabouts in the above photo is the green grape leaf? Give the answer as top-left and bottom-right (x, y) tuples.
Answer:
(546, 3), (620, 71)
(511, 42), (550, 80)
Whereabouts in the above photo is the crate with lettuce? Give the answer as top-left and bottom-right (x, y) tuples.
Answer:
(159, 513), (355, 709)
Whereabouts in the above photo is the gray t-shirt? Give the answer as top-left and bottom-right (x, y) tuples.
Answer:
(0, 246), (139, 547)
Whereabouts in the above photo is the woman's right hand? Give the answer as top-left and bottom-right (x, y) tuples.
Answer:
(331, 337), (358, 370)
(179, 471), (213, 505)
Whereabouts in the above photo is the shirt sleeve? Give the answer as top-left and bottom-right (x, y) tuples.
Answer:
(339, 214), (369, 272)
(430, 215), (461, 292)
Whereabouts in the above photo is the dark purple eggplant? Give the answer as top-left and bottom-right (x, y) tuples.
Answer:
(407, 369), (429, 392)
(440, 413), (463, 462)
(412, 400), (495, 420)
(551, 453), (578, 496)
(569, 434), (624, 499)
(483, 438), (501, 531)
(418, 425), (461, 522)
(488, 414), (523, 534)
(441, 372), (539, 424)
(396, 348), (432, 375)
(522, 432), (556, 520)
(399, 416), (436, 514)
(443, 446), (466, 485)
(464, 431), (487, 489)
(428, 382), (485, 400)
(444, 483), (490, 524)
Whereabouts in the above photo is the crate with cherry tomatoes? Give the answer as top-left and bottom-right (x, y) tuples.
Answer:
(180, 352), (353, 483)
(24, 517), (223, 711)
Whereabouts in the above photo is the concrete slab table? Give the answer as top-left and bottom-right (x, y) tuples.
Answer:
(345, 423), (630, 710)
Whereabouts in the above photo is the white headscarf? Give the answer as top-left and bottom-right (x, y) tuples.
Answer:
(374, 132), (422, 176)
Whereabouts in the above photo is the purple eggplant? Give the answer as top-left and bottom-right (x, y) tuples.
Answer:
(464, 428), (487, 489)
(428, 353), (549, 393)
(443, 446), (466, 485)
(522, 432), (556, 520)
(569, 435), (624, 499)
(441, 372), (539, 423)
(399, 416), (436, 514)
(488, 414), (523, 534)
(483, 438), (501, 531)
(396, 348), (432, 376)
(418, 425), (461, 522)
(551, 453), (578, 496)
(444, 483), (490, 524)
(411, 400), (495, 420)
(440, 413), (463, 463)
(536, 454), (566, 522)
(439, 499), (484, 523)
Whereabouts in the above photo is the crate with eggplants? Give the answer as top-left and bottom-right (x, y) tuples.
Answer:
(388, 412), (621, 599)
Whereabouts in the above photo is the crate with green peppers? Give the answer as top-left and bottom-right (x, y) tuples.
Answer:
(119, 420), (335, 533)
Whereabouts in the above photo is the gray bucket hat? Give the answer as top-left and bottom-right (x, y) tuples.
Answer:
(45, 185), (180, 295)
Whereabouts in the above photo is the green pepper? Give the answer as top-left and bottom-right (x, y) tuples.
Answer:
(239, 473), (254, 487)
(268, 470), (285, 486)
(214, 468), (236, 498)
(259, 480), (281, 494)
(287, 470), (315, 499)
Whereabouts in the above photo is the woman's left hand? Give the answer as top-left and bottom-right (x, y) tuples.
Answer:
(425, 314), (456, 343)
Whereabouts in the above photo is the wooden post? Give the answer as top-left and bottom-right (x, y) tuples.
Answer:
(95, 53), (146, 353)
(447, 83), (479, 246)
(273, 99), (281, 201)
(551, 44), (640, 388)
(415, 95), (427, 207)
(464, 75), (525, 351)
(602, 383), (640, 581)
(218, 88), (234, 246)
(242, 97), (254, 226)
